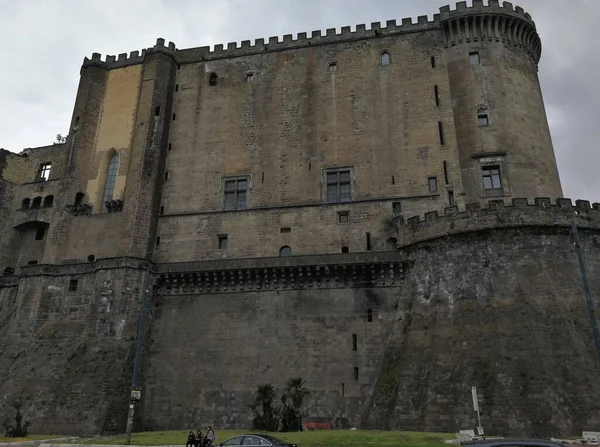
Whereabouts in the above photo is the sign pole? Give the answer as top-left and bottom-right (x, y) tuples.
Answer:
(472, 386), (484, 437)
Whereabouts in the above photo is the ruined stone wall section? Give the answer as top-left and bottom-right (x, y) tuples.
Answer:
(0, 261), (150, 435)
(396, 198), (600, 247)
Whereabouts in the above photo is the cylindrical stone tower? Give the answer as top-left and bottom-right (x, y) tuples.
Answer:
(440, 1), (563, 205)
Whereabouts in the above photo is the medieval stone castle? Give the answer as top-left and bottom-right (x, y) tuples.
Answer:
(1, 0), (599, 437)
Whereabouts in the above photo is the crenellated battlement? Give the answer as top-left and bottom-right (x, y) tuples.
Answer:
(80, 2), (537, 69)
(81, 38), (176, 70)
(396, 198), (600, 247)
(440, 1), (541, 63)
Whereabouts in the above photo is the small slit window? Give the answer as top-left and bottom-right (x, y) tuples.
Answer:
(154, 106), (160, 116)
(354, 367), (359, 381)
(279, 246), (292, 257)
(380, 51), (390, 66)
(352, 334), (357, 352)
(478, 114), (489, 127)
(209, 73), (218, 86)
(470, 51), (480, 65)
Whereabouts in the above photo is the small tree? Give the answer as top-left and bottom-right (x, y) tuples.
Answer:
(280, 377), (310, 432)
(3, 401), (30, 438)
(54, 134), (67, 144)
(251, 384), (280, 432)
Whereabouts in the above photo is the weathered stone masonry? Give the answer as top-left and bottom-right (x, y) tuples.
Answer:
(0, 1), (597, 438)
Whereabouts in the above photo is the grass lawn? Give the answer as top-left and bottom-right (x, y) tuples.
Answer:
(2, 435), (70, 443)
(72, 430), (454, 447)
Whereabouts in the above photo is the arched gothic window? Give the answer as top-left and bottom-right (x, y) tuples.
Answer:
(279, 246), (292, 257)
(102, 152), (119, 211)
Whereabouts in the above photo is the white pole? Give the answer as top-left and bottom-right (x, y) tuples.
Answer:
(472, 386), (484, 437)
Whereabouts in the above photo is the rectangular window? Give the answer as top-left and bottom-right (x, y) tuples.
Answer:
(434, 85), (440, 106)
(164, 171), (169, 181)
(341, 383), (345, 397)
(38, 162), (51, 181)
(160, 206), (165, 215)
(35, 227), (45, 241)
(218, 235), (228, 250)
(338, 211), (349, 224)
(224, 177), (249, 210)
(392, 202), (402, 214)
(353, 367), (359, 381)
(367, 308), (373, 322)
(477, 114), (489, 126)
(280, 227), (291, 233)
(68, 279), (78, 292)
(366, 232), (372, 251)
(428, 177), (438, 193)
(27, 260), (38, 265)
(175, 84), (179, 92)
(448, 190), (455, 206)
(431, 56), (436, 68)
(352, 334), (358, 352)
(326, 169), (352, 203)
(246, 73), (254, 82)
(469, 51), (480, 65)
(482, 166), (502, 190)
(438, 122), (445, 146)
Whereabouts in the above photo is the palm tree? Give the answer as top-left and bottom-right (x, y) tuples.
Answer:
(281, 377), (311, 431)
(252, 384), (279, 431)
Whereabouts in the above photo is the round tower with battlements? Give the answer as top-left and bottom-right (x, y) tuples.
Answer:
(440, 0), (562, 206)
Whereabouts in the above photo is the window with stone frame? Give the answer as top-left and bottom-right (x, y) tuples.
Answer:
(482, 165), (502, 193)
(326, 168), (352, 203)
(223, 177), (249, 210)
(38, 162), (51, 181)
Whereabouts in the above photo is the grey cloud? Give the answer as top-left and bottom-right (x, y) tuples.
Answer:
(0, 0), (597, 200)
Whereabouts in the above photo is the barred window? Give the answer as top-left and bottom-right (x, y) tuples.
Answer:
(224, 177), (249, 210)
(326, 169), (352, 203)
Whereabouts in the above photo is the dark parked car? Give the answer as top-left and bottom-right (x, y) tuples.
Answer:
(460, 439), (564, 447)
(218, 434), (297, 447)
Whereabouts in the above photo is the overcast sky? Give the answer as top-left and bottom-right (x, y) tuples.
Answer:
(0, 0), (597, 201)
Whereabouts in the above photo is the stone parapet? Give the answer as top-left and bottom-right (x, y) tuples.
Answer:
(396, 197), (600, 247)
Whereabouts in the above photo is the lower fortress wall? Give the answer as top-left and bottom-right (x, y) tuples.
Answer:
(0, 199), (599, 437)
